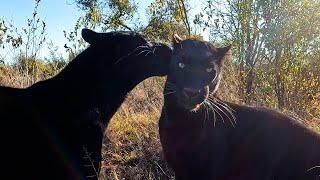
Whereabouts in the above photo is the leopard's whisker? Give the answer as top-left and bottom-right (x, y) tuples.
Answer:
(208, 98), (230, 125)
(114, 43), (152, 64)
(209, 97), (236, 126)
(164, 91), (176, 96)
(205, 99), (220, 126)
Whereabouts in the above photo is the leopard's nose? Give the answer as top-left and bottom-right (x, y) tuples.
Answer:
(183, 87), (201, 99)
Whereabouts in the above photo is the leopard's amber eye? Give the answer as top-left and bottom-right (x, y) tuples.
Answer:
(178, 62), (185, 69)
(206, 67), (213, 73)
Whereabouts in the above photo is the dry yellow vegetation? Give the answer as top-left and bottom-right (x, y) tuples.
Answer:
(0, 67), (319, 179)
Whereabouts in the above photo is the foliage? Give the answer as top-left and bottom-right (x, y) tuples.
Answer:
(196, 0), (320, 120)
(142, 0), (191, 42)
(75, 0), (137, 30)
(71, 0), (199, 43)
(63, 0), (139, 58)
(0, 0), (48, 86)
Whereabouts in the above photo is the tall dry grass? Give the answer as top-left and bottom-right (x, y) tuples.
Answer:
(1, 65), (319, 179)
(101, 77), (174, 179)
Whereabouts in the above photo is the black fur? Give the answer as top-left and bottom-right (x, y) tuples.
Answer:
(159, 38), (320, 180)
(0, 29), (171, 179)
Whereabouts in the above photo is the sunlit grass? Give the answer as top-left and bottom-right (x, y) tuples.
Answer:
(101, 78), (174, 179)
(1, 67), (319, 179)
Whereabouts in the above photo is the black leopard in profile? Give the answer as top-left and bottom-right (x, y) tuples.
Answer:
(0, 29), (171, 179)
(159, 35), (320, 180)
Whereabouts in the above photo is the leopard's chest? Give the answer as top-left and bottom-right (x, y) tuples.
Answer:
(159, 113), (231, 177)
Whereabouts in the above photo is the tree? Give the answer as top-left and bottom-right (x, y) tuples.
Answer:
(0, 0), (47, 85)
(196, 0), (320, 119)
(258, 0), (320, 109)
(63, 0), (139, 58)
(75, 0), (138, 30)
(71, 0), (196, 43)
(197, 0), (267, 103)
(142, 0), (191, 42)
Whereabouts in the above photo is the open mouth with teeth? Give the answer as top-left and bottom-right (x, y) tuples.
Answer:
(175, 89), (207, 112)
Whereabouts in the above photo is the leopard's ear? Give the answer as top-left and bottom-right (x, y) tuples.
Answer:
(172, 34), (183, 49)
(217, 45), (232, 64)
(217, 45), (232, 56)
(82, 28), (98, 44)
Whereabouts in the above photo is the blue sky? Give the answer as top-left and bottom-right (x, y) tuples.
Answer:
(0, 0), (84, 60)
(0, 0), (158, 61)
(0, 0), (207, 62)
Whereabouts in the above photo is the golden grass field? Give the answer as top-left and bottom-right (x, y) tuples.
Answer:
(1, 67), (319, 179)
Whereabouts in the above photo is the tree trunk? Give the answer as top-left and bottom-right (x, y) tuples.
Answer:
(274, 48), (285, 109)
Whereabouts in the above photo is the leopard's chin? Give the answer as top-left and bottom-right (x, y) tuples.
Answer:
(190, 104), (202, 112)
(174, 90), (208, 111)
(177, 98), (204, 112)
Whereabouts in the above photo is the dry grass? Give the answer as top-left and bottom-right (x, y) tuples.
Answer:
(101, 78), (174, 180)
(102, 112), (173, 180)
(0, 65), (31, 88)
(1, 66), (319, 180)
